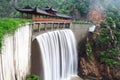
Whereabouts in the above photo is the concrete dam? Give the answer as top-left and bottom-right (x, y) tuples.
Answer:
(0, 22), (91, 80)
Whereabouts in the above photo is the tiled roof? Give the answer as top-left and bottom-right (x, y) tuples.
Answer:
(15, 5), (71, 19)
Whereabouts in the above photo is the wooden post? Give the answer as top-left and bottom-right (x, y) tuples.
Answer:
(37, 23), (40, 32)
(31, 23), (34, 35)
(28, 23), (33, 35)
(61, 23), (63, 29)
(59, 23), (62, 29)
(53, 23), (56, 29)
(52, 23), (54, 30)
(67, 23), (70, 28)
(65, 23), (67, 28)
(61, 23), (63, 28)
(66, 23), (69, 28)
(63, 22), (65, 28)
(44, 23), (47, 31)
(57, 23), (59, 29)
(69, 22), (72, 28)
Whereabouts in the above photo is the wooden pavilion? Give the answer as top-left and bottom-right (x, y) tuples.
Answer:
(15, 5), (72, 22)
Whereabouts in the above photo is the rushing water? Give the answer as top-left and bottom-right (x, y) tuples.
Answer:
(36, 29), (78, 80)
(0, 25), (31, 80)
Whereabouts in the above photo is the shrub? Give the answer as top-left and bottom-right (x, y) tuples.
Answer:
(86, 42), (93, 60)
(96, 28), (112, 47)
(0, 18), (32, 51)
(26, 75), (39, 80)
(99, 48), (119, 67)
(106, 17), (114, 28)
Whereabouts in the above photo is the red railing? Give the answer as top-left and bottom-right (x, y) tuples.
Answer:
(32, 18), (72, 23)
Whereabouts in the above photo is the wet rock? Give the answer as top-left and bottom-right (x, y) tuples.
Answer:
(111, 67), (120, 80)
(70, 76), (83, 80)
(79, 57), (100, 77)
(113, 71), (120, 80)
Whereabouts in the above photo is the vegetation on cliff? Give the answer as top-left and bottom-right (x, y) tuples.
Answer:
(1, 0), (120, 79)
(0, 18), (32, 51)
(0, 0), (92, 19)
(97, 5), (120, 67)
(78, 0), (120, 79)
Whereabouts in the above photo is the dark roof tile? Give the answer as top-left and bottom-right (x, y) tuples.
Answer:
(15, 5), (71, 19)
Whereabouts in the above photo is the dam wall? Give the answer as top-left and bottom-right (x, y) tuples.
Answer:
(0, 23), (91, 80)
(0, 24), (32, 80)
(71, 24), (91, 43)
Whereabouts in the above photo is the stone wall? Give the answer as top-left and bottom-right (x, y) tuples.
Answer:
(0, 24), (32, 80)
(71, 24), (92, 43)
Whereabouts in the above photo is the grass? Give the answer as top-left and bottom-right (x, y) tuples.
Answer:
(0, 18), (32, 51)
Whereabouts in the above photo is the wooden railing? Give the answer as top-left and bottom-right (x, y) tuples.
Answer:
(32, 18), (72, 23)
(30, 18), (72, 40)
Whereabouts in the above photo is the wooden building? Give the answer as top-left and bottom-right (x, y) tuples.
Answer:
(15, 5), (72, 22)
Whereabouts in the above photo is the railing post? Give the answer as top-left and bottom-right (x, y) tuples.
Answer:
(69, 22), (72, 29)
(31, 21), (72, 38)
(32, 23), (34, 35)
(38, 23), (41, 32)
(44, 23), (47, 31)
(51, 23), (54, 30)
(51, 23), (53, 30)
(63, 22), (65, 28)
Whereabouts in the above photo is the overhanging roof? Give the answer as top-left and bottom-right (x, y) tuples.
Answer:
(15, 5), (72, 19)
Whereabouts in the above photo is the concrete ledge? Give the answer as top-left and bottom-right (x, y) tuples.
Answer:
(71, 24), (92, 43)
(70, 76), (83, 80)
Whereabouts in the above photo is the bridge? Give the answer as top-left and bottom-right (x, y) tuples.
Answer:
(30, 19), (72, 40)
(15, 5), (73, 40)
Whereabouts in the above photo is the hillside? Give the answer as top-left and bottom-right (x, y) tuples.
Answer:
(1, 0), (120, 80)
(0, 0), (92, 19)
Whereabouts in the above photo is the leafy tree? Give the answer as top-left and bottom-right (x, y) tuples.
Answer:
(0, 0), (14, 17)
(0, 0), (92, 18)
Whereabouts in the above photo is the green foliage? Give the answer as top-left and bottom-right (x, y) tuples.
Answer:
(101, 58), (119, 67)
(86, 43), (92, 55)
(99, 48), (119, 67)
(12, 12), (21, 18)
(0, 0), (14, 17)
(100, 21), (108, 27)
(99, 48), (118, 58)
(74, 0), (92, 16)
(0, 18), (32, 51)
(115, 30), (120, 45)
(26, 75), (39, 80)
(96, 14), (120, 67)
(106, 17), (114, 28)
(96, 28), (112, 47)
(105, 5), (120, 29)
(86, 42), (92, 60)
(0, 0), (92, 18)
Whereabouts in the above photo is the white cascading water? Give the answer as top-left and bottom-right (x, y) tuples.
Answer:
(36, 29), (78, 80)
(0, 24), (32, 80)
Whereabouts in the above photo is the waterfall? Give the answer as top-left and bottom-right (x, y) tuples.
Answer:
(0, 24), (32, 80)
(36, 29), (78, 80)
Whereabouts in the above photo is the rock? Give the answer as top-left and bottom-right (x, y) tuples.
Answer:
(113, 71), (120, 80)
(111, 67), (120, 80)
(70, 76), (83, 80)
(79, 57), (100, 77)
